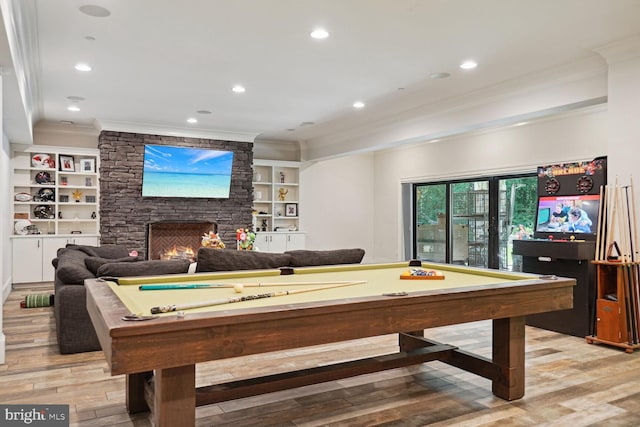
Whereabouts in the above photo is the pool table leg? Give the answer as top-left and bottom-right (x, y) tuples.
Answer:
(492, 316), (525, 400)
(152, 365), (196, 426)
(126, 371), (151, 413)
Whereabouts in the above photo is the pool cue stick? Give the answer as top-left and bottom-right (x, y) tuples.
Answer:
(140, 280), (363, 291)
(617, 183), (637, 343)
(625, 186), (635, 262)
(596, 184), (605, 260)
(628, 177), (640, 341)
(618, 184), (630, 262)
(621, 185), (636, 341)
(601, 184), (610, 260)
(591, 183), (607, 335)
(149, 280), (367, 314)
(600, 185), (609, 260)
(607, 178), (618, 261)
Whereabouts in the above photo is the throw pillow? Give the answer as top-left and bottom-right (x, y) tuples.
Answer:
(85, 256), (138, 275)
(285, 249), (365, 267)
(96, 259), (191, 277)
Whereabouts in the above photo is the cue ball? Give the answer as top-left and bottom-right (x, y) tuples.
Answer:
(234, 284), (244, 293)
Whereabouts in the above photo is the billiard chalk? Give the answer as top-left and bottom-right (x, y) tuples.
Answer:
(176, 311), (186, 318)
(280, 267), (294, 275)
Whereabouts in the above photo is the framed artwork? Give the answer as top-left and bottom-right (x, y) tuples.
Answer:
(80, 158), (95, 173)
(60, 155), (75, 172)
(285, 203), (298, 217)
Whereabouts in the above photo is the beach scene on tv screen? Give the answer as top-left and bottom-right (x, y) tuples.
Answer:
(142, 145), (234, 198)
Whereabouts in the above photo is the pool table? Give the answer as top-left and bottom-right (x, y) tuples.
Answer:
(85, 261), (574, 426)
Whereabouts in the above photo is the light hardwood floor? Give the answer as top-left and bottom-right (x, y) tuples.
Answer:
(3, 283), (640, 426)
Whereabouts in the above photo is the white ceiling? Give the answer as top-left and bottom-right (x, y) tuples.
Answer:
(3, 1), (640, 154)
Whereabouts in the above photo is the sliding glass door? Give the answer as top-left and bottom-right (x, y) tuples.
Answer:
(413, 174), (536, 270)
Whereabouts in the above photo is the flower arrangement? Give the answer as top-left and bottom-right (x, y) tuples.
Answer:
(236, 227), (256, 251)
(201, 231), (225, 249)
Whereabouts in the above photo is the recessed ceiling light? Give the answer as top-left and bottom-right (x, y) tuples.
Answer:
(460, 60), (478, 70)
(59, 120), (74, 125)
(310, 28), (329, 39)
(429, 72), (451, 79)
(74, 63), (92, 72)
(187, 118), (198, 124)
(232, 85), (246, 93)
(67, 95), (85, 101)
(514, 121), (529, 126)
(67, 105), (80, 112)
(353, 101), (365, 109)
(79, 5), (111, 17)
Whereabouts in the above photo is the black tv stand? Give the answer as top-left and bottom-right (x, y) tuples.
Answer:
(512, 239), (595, 337)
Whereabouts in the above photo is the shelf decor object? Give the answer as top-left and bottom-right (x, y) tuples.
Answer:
(59, 155), (75, 172)
(285, 203), (297, 217)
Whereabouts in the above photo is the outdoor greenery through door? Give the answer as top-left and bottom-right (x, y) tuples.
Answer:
(413, 174), (537, 271)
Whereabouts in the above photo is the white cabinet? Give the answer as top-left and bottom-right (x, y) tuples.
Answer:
(254, 232), (306, 253)
(12, 238), (44, 283)
(11, 145), (100, 237)
(282, 233), (305, 251)
(11, 235), (99, 283)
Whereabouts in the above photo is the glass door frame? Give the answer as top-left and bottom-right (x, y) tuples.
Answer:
(412, 172), (536, 270)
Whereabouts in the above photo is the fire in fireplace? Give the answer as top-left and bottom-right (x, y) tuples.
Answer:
(147, 221), (217, 261)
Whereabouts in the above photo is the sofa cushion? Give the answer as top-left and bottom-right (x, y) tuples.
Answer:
(195, 248), (292, 272)
(285, 248), (365, 267)
(55, 249), (94, 285)
(85, 256), (138, 275)
(67, 244), (131, 259)
(96, 259), (191, 278)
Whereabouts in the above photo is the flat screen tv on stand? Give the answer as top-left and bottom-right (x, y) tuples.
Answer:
(533, 194), (600, 241)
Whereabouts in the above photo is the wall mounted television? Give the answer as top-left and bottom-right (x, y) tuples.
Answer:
(142, 144), (234, 198)
(533, 194), (600, 240)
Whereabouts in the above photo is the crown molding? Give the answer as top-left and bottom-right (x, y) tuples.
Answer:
(593, 33), (640, 64)
(95, 119), (259, 143)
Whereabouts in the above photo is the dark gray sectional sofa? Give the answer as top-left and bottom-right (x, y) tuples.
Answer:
(52, 245), (365, 354)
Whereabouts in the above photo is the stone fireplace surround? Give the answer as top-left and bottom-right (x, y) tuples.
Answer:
(98, 131), (254, 259)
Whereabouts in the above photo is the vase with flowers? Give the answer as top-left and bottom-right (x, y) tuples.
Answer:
(236, 227), (256, 251)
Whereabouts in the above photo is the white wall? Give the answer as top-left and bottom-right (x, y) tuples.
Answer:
(299, 153), (375, 262)
(1, 99), (8, 366)
(302, 107), (609, 263)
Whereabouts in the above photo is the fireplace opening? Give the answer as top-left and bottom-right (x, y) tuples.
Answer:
(147, 221), (217, 261)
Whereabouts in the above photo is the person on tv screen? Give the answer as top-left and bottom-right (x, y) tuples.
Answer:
(550, 203), (568, 224)
(563, 208), (592, 233)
